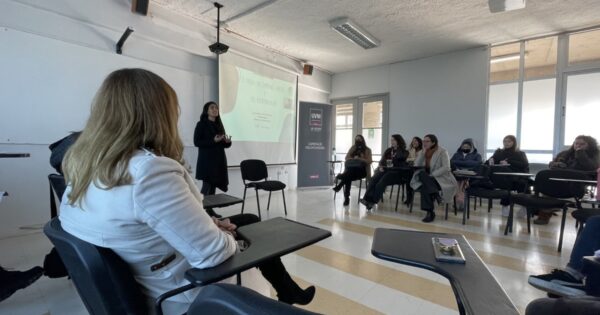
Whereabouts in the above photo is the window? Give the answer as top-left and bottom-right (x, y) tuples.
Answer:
(564, 72), (600, 145)
(569, 29), (600, 66)
(487, 29), (600, 164)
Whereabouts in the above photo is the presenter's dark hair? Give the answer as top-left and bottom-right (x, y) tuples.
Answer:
(201, 101), (225, 134)
(391, 134), (406, 151)
(424, 134), (438, 148)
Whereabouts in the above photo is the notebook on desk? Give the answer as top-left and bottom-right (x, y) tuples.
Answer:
(432, 237), (466, 264)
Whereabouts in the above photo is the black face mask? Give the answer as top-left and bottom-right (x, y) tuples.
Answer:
(461, 148), (470, 153)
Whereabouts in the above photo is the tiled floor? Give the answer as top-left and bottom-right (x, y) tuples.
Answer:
(0, 186), (574, 314)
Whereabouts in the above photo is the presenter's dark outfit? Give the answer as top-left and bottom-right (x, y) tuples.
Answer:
(194, 120), (231, 195)
(362, 147), (409, 204)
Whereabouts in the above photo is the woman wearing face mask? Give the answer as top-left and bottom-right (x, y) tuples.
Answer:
(410, 134), (457, 222)
(486, 135), (529, 217)
(360, 134), (409, 210)
(332, 135), (373, 206)
(450, 139), (482, 210)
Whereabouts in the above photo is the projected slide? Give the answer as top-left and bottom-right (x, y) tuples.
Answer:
(219, 52), (298, 165)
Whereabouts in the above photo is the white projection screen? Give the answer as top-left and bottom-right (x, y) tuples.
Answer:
(219, 52), (298, 165)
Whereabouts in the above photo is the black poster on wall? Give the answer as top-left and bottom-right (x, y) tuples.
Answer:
(297, 102), (332, 187)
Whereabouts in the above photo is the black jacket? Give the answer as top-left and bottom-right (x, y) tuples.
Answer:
(450, 138), (482, 170)
(194, 120), (231, 191)
(379, 147), (409, 167)
(551, 149), (599, 172)
(487, 149), (529, 173)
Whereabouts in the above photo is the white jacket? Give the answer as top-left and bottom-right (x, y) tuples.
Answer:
(59, 149), (238, 314)
(410, 146), (458, 203)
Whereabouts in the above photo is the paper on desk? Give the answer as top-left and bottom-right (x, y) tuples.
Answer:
(595, 249), (600, 257)
(0, 191), (6, 203)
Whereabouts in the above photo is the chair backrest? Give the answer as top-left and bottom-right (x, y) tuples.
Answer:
(43, 218), (147, 315)
(240, 159), (268, 182)
(188, 283), (321, 315)
(534, 169), (589, 199)
(49, 174), (67, 202)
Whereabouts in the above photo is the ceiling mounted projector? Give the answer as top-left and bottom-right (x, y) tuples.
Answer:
(209, 2), (229, 54)
(488, 0), (526, 13)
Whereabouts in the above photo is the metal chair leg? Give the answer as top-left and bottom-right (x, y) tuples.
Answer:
(526, 207), (531, 233)
(488, 198), (492, 212)
(255, 189), (261, 220)
(281, 189), (287, 215)
(558, 206), (567, 252)
(395, 185), (401, 212)
(389, 185), (394, 200)
(445, 203), (449, 220)
(267, 191), (272, 210)
(241, 186), (247, 213)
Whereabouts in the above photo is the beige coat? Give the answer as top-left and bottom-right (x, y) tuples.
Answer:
(345, 145), (373, 179)
(410, 146), (457, 203)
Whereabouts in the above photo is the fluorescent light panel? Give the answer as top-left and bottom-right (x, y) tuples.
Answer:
(488, 0), (526, 13)
(490, 53), (521, 63)
(329, 17), (380, 49)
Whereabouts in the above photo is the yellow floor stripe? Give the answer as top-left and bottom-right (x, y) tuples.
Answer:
(295, 245), (458, 311)
(269, 276), (385, 315)
(319, 218), (556, 274)
(342, 212), (562, 256)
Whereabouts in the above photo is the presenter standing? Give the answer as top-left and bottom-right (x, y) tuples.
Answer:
(194, 102), (232, 206)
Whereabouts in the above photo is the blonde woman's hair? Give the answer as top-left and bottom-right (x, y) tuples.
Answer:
(63, 68), (183, 205)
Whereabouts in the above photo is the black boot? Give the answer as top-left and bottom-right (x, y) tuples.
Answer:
(0, 266), (44, 302)
(332, 183), (343, 193)
(258, 259), (316, 305)
(343, 196), (350, 206)
(422, 211), (435, 223)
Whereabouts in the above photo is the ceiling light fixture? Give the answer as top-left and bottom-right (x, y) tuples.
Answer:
(490, 53), (522, 63)
(329, 17), (380, 50)
(488, 0), (526, 13)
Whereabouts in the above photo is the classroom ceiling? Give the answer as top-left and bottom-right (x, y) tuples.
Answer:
(151, 0), (600, 73)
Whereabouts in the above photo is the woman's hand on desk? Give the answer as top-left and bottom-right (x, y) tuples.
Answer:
(212, 217), (237, 237)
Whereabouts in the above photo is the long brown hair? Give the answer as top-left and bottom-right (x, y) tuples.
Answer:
(63, 68), (183, 205)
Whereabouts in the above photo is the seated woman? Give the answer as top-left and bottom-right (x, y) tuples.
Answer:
(407, 137), (423, 165)
(410, 134), (457, 223)
(535, 135), (600, 224)
(359, 134), (409, 210)
(549, 135), (599, 172)
(485, 135), (529, 217)
(450, 138), (482, 210)
(59, 69), (314, 315)
(332, 135), (373, 206)
(404, 137), (423, 205)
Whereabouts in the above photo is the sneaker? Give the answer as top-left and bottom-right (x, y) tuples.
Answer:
(0, 266), (44, 302)
(501, 205), (510, 217)
(528, 269), (586, 297)
(359, 199), (374, 210)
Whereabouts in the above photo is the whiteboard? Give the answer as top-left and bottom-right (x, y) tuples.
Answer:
(0, 28), (206, 146)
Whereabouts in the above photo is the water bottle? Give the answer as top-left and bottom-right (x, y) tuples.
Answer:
(332, 147), (336, 162)
(596, 168), (600, 201)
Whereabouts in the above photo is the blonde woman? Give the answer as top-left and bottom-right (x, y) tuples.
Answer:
(59, 69), (314, 314)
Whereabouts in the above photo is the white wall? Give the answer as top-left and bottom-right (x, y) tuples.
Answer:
(331, 47), (489, 152)
(0, 0), (331, 238)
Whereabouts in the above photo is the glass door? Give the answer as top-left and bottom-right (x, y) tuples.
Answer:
(332, 95), (388, 171)
(360, 97), (384, 167)
(334, 101), (355, 162)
